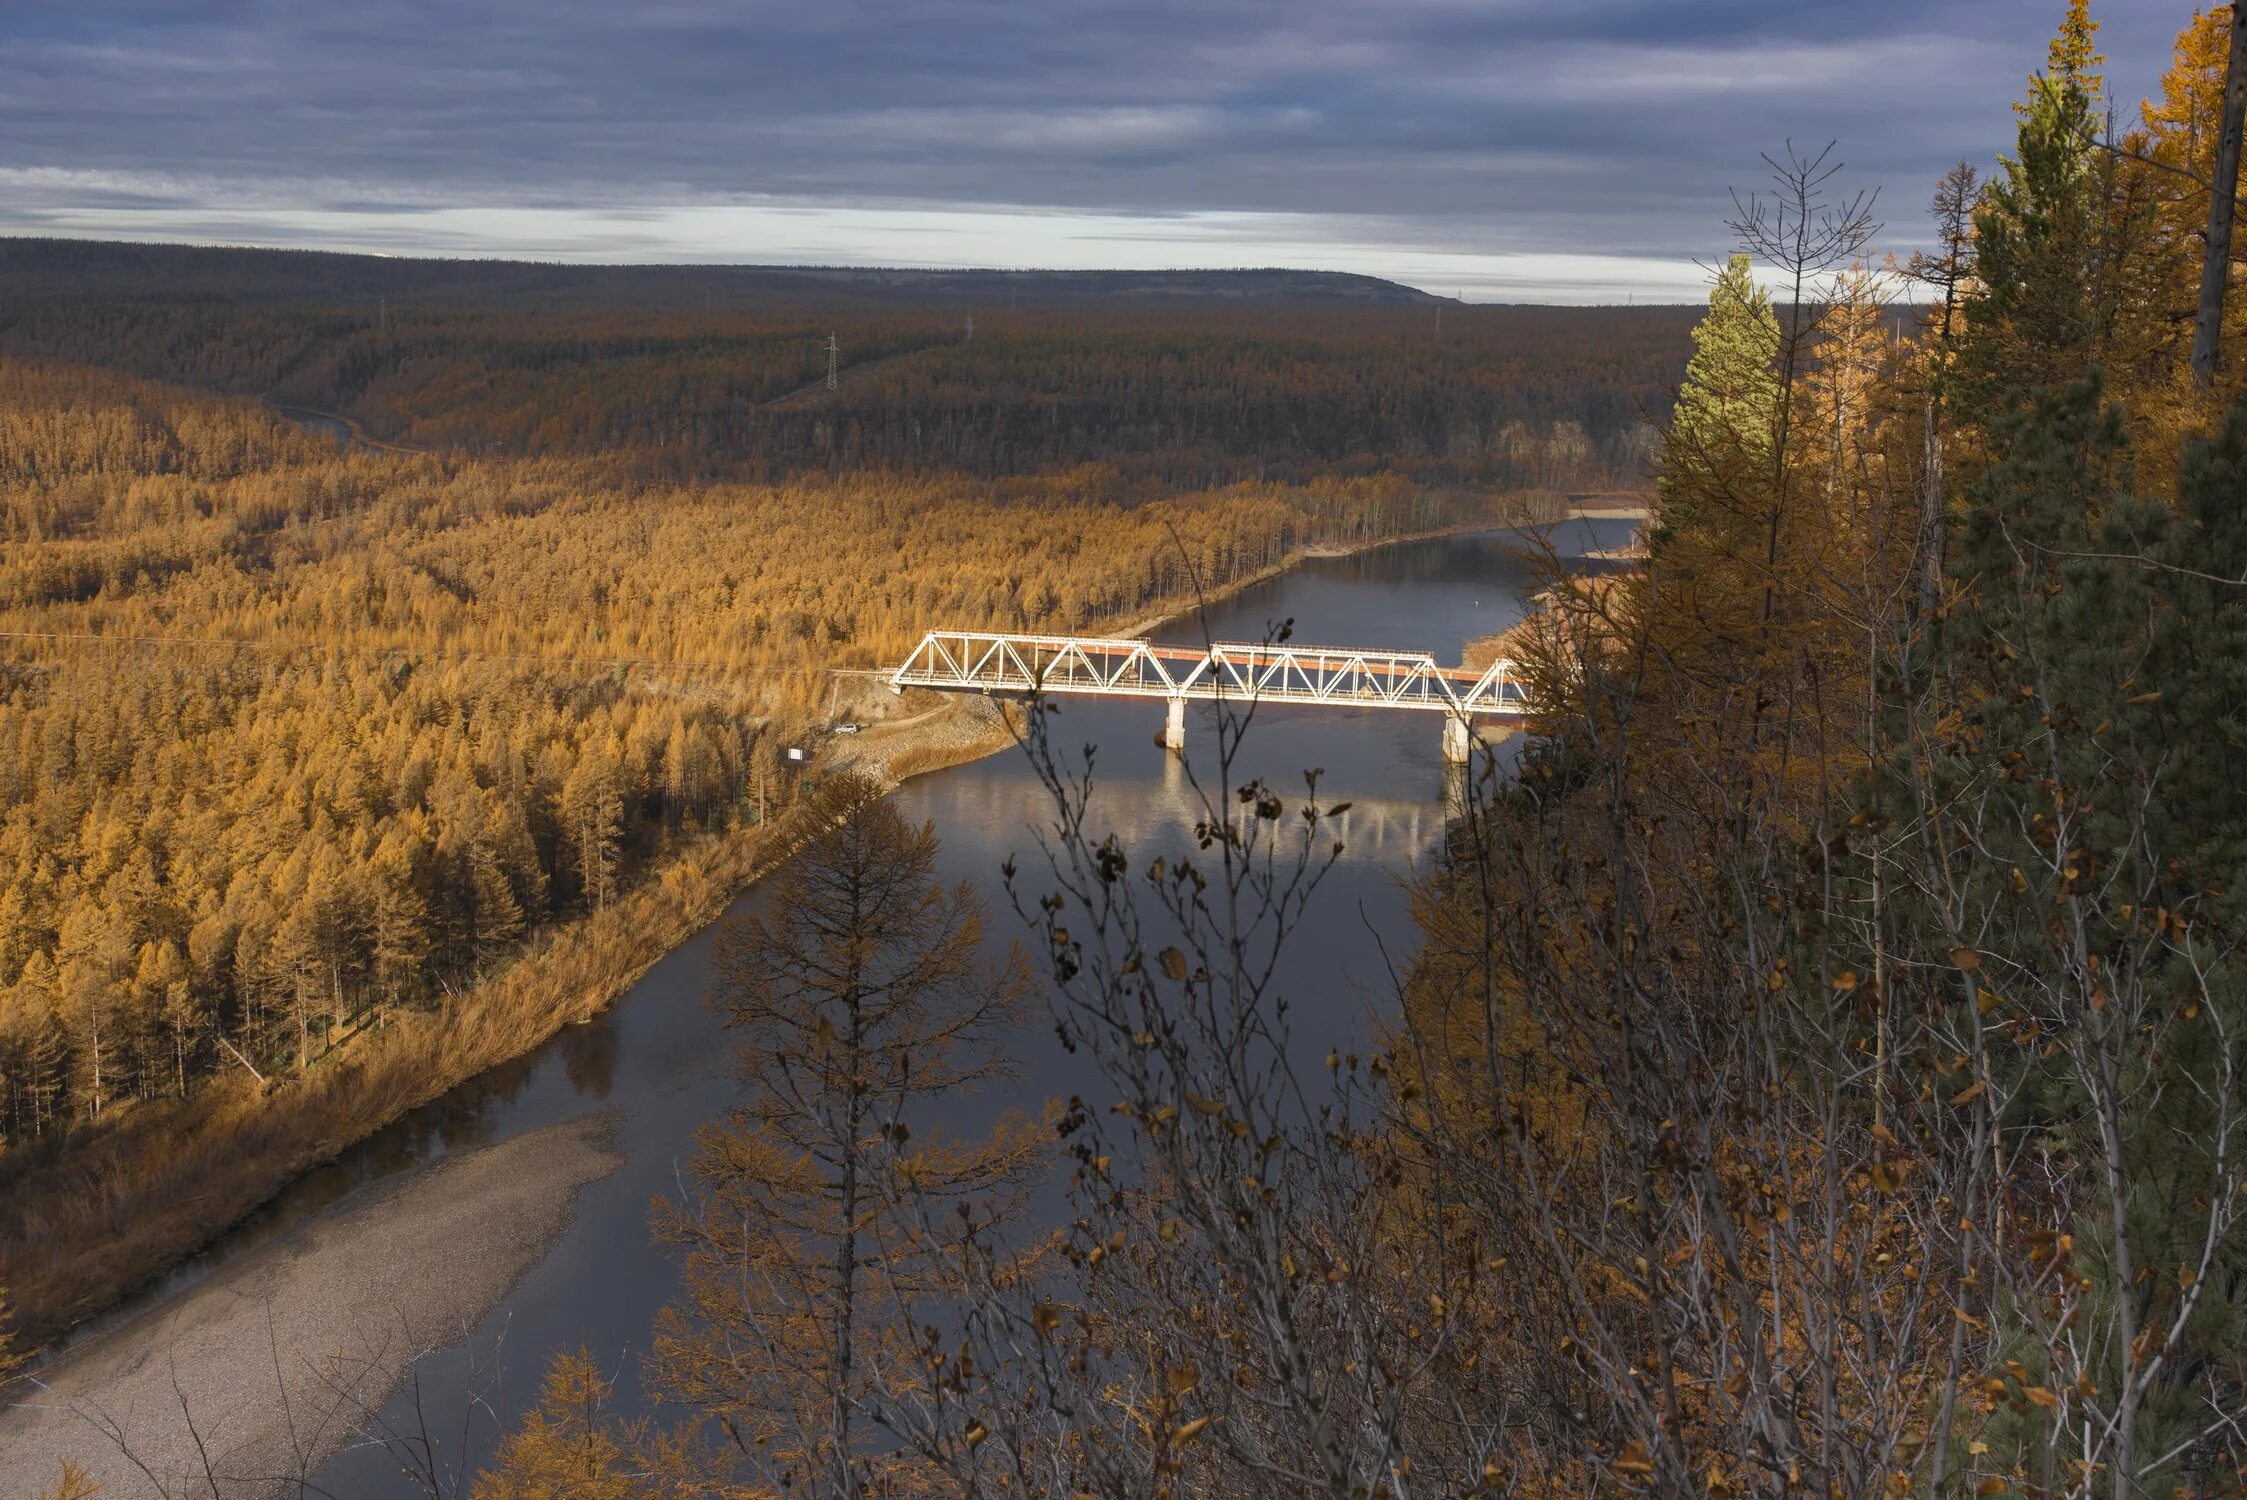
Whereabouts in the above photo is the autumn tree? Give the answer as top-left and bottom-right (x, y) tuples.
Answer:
(561, 748), (627, 913)
(0, 347), (1487, 1348)
(474, 1347), (689, 1500)
(649, 772), (1044, 1496)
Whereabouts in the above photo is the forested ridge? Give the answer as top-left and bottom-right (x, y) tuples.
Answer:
(0, 290), (1685, 487)
(0, 241), (1444, 307)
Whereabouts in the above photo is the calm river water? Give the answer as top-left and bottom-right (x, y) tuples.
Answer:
(72, 519), (1629, 1494)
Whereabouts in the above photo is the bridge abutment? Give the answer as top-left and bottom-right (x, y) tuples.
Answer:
(1163, 696), (1187, 751)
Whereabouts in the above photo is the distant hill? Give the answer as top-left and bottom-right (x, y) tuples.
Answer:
(0, 238), (1448, 308)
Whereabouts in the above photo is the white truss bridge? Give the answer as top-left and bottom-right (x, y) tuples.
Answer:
(888, 630), (1529, 760)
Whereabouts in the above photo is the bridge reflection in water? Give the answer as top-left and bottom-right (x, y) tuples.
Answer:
(905, 739), (1475, 867)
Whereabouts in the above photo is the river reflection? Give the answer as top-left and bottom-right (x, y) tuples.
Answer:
(62, 519), (1629, 1495)
(904, 725), (1476, 869)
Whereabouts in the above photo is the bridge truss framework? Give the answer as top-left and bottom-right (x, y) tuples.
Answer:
(887, 630), (1529, 761)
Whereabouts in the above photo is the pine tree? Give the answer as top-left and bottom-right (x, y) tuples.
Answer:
(1965, 2), (2112, 409)
(1658, 252), (1780, 536)
(11, 953), (65, 1138)
(2044, 0), (2105, 104)
(467, 845), (526, 964)
(131, 939), (190, 1098)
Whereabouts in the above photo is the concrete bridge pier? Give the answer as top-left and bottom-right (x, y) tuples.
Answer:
(1442, 715), (1473, 765)
(1163, 695), (1188, 752)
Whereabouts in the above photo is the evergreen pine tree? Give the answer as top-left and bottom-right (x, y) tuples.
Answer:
(1658, 252), (1781, 535)
(1964, 4), (2110, 410)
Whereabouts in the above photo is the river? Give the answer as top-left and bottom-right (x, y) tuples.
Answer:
(27, 519), (1630, 1494)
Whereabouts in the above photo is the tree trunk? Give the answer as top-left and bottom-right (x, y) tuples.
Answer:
(1917, 393), (1945, 617)
(830, 974), (872, 1497)
(2191, 3), (2247, 388)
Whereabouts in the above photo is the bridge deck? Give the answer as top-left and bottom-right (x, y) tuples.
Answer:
(889, 630), (1528, 717)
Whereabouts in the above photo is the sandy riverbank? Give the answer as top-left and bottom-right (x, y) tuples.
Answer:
(0, 1113), (624, 1499)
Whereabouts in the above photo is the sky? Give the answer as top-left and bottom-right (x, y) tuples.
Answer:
(0, 1), (2181, 303)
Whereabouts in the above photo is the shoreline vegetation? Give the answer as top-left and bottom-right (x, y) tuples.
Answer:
(0, 491), (1586, 1360)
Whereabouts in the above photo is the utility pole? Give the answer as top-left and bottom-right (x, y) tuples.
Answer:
(964, 312), (974, 343)
(825, 332), (840, 391)
(378, 296), (387, 334)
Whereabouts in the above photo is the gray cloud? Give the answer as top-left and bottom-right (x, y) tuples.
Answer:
(0, 1), (2180, 297)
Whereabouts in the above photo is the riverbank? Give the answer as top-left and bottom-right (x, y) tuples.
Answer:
(0, 1113), (625, 1499)
(1109, 504), (1558, 641)
(0, 684), (1014, 1358)
(0, 811), (799, 1354)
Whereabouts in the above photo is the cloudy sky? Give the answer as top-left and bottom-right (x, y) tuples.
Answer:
(2, 1), (2178, 301)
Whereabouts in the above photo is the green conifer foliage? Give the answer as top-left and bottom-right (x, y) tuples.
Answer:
(1658, 253), (1781, 534)
(1926, 377), (2247, 1490)
(1966, 15), (2109, 407)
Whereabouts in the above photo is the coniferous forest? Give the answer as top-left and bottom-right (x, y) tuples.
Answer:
(9, 2), (2247, 1497)
(0, 251), (1676, 1356)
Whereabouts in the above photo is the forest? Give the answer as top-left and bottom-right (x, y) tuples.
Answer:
(0, 226), (1671, 1356)
(0, 284), (1686, 487)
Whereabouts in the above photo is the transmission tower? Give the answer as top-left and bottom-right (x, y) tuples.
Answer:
(825, 332), (840, 391)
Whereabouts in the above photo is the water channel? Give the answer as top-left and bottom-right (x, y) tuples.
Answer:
(59, 519), (1631, 1492)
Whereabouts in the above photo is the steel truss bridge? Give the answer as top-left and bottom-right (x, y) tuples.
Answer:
(888, 630), (1529, 761)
